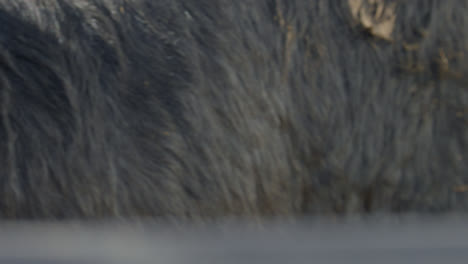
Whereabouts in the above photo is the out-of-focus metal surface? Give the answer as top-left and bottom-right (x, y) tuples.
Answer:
(0, 216), (467, 264)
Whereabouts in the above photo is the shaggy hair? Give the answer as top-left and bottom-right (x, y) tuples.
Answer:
(0, 0), (467, 219)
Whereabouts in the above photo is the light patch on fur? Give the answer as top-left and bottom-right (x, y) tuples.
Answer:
(348, 0), (396, 41)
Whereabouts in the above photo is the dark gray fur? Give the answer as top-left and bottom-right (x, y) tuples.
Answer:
(0, 0), (467, 219)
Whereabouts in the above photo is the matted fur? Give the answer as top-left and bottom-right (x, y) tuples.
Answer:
(0, 0), (467, 219)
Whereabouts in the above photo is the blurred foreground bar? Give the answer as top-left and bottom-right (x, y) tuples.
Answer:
(0, 216), (467, 264)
